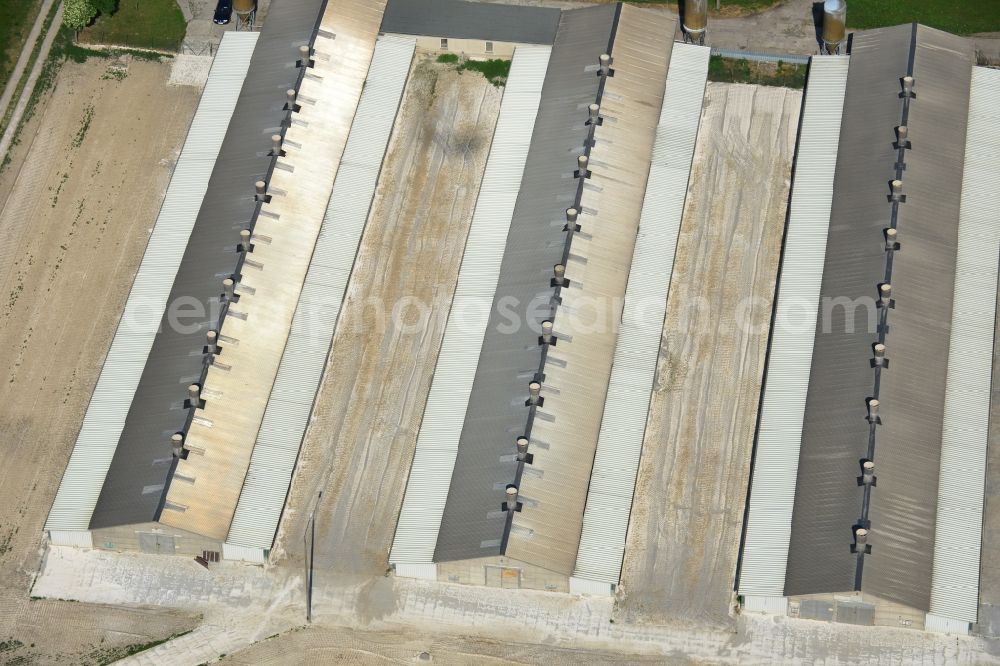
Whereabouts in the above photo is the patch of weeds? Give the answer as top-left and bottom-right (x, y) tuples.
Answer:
(0, 526), (17, 556)
(977, 49), (1000, 69)
(0, 638), (24, 652)
(101, 66), (127, 80)
(72, 104), (95, 148)
(50, 171), (69, 206)
(87, 629), (193, 665)
(5, 655), (35, 666)
(457, 58), (511, 86)
(436, 54), (512, 87)
(707, 55), (806, 89)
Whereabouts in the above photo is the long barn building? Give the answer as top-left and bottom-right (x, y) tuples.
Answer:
(389, 4), (711, 594)
(738, 25), (1000, 635)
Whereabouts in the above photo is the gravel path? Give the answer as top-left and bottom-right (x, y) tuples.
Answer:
(0, 0), (55, 131)
(0, 2), (62, 163)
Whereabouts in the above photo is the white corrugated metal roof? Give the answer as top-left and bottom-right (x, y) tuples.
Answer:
(928, 65), (1000, 624)
(572, 43), (709, 586)
(44, 32), (260, 532)
(737, 55), (849, 597)
(389, 45), (552, 566)
(226, 35), (416, 550)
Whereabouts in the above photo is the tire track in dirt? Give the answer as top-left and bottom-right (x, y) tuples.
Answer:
(274, 59), (501, 577)
(617, 83), (801, 626)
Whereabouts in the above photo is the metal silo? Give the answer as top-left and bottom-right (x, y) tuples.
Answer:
(822, 0), (847, 54)
(683, 0), (708, 45)
(234, 0), (257, 31)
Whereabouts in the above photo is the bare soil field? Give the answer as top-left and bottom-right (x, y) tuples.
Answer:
(617, 82), (801, 626)
(273, 59), (501, 577)
(0, 57), (201, 661)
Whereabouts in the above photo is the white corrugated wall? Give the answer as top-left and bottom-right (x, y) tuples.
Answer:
(389, 45), (551, 569)
(44, 32), (260, 533)
(48, 530), (94, 548)
(928, 66), (1000, 628)
(222, 542), (266, 564)
(226, 36), (416, 551)
(571, 43), (710, 588)
(737, 56), (850, 598)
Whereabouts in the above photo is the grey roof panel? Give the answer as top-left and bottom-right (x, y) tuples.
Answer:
(735, 55), (850, 599)
(388, 45), (552, 571)
(862, 25), (972, 611)
(381, 0), (560, 45)
(90, 0), (326, 529)
(785, 25), (972, 611)
(44, 32), (260, 533)
(433, 5), (617, 563)
(785, 25), (914, 597)
(227, 34), (416, 551)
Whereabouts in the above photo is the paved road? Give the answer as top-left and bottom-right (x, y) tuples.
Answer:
(0, 3), (63, 164)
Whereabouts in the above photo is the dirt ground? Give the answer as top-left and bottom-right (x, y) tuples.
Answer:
(219, 624), (672, 665)
(617, 82), (801, 627)
(272, 59), (501, 577)
(0, 57), (201, 661)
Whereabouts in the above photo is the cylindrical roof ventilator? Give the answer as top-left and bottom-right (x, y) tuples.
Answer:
(873, 343), (886, 367)
(867, 398), (880, 423)
(566, 207), (579, 231)
(527, 381), (541, 406)
(890, 179), (903, 202)
(902, 76), (915, 98)
(553, 264), (566, 287)
(879, 283), (892, 307)
(861, 460), (875, 485)
(540, 320), (554, 346)
(598, 54), (611, 77)
(505, 485), (520, 512)
(516, 436), (529, 461)
(885, 227), (898, 250)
